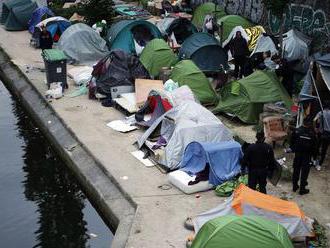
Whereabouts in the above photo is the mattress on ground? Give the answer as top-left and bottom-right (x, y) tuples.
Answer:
(168, 170), (213, 194)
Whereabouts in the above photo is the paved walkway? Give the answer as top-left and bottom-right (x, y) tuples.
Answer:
(0, 28), (329, 247)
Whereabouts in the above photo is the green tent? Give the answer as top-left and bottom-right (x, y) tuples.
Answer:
(191, 215), (294, 248)
(170, 60), (217, 104)
(2, 0), (37, 31)
(213, 70), (292, 124)
(140, 39), (178, 77)
(218, 15), (252, 41)
(192, 3), (226, 30)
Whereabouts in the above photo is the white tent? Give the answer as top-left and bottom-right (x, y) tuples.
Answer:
(137, 101), (233, 170)
(283, 29), (311, 62)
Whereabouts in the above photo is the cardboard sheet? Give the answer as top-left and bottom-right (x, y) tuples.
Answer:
(135, 79), (164, 107)
(131, 150), (155, 167)
(106, 120), (137, 133)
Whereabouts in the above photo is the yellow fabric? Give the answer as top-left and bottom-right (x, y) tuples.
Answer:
(244, 25), (265, 51)
(232, 184), (306, 218)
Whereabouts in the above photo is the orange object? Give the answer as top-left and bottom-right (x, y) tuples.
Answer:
(232, 184), (305, 218)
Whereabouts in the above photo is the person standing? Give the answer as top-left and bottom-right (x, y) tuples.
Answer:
(291, 117), (316, 195)
(242, 131), (276, 194)
(229, 31), (249, 79)
(39, 25), (53, 50)
(313, 102), (330, 169)
(273, 55), (294, 97)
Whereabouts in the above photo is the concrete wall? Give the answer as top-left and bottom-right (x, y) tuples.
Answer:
(213, 0), (330, 51)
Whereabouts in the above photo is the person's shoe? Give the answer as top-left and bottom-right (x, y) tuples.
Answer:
(299, 189), (310, 195)
(292, 185), (299, 192)
(315, 165), (322, 171)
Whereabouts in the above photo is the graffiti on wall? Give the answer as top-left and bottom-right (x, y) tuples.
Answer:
(223, 0), (263, 23)
(268, 4), (330, 45)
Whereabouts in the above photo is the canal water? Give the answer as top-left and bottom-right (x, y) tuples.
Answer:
(0, 81), (113, 248)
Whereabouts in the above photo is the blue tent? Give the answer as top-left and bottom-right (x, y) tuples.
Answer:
(106, 19), (162, 54)
(180, 141), (242, 185)
(35, 17), (71, 41)
(28, 6), (54, 33)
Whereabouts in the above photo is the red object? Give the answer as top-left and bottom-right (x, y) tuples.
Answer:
(53, 33), (60, 42)
(291, 105), (299, 113)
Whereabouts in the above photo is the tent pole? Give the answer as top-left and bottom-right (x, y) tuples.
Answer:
(310, 69), (330, 128)
(310, 71), (324, 112)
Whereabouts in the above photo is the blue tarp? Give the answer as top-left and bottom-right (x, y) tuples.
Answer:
(28, 6), (53, 33)
(47, 20), (70, 38)
(179, 141), (242, 185)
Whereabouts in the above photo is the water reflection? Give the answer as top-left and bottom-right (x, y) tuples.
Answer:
(0, 82), (111, 248)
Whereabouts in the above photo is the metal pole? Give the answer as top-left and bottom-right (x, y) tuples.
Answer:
(310, 70), (330, 128)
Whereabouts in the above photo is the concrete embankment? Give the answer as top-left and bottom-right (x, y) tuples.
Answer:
(0, 47), (136, 247)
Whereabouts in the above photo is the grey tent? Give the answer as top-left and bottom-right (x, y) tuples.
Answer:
(179, 32), (228, 72)
(137, 101), (233, 170)
(1, 0), (37, 31)
(58, 23), (109, 64)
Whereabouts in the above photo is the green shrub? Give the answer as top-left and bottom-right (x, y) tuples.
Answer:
(78, 0), (114, 26)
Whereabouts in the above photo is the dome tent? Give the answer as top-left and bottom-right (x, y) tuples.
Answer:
(139, 38), (177, 77)
(35, 16), (71, 42)
(170, 60), (217, 104)
(1, 0), (30, 24)
(92, 49), (150, 96)
(1, 0), (37, 31)
(137, 101), (233, 170)
(283, 29), (311, 62)
(58, 23), (109, 64)
(213, 70), (292, 123)
(217, 15), (252, 41)
(156, 17), (197, 45)
(191, 2), (226, 30)
(106, 19), (162, 54)
(191, 215), (294, 248)
(28, 6), (54, 33)
(179, 32), (228, 72)
(193, 184), (313, 238)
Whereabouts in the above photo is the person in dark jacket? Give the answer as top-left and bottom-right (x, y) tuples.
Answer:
(313, 102), (330, 169)
(39, 25), (53, 50)
(242, 131), (276, 194)
(273, 55), (294, 97)
(229, 31), (249, 79)
(244, 50), (271, 77)
(291, 117), (316, 195)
